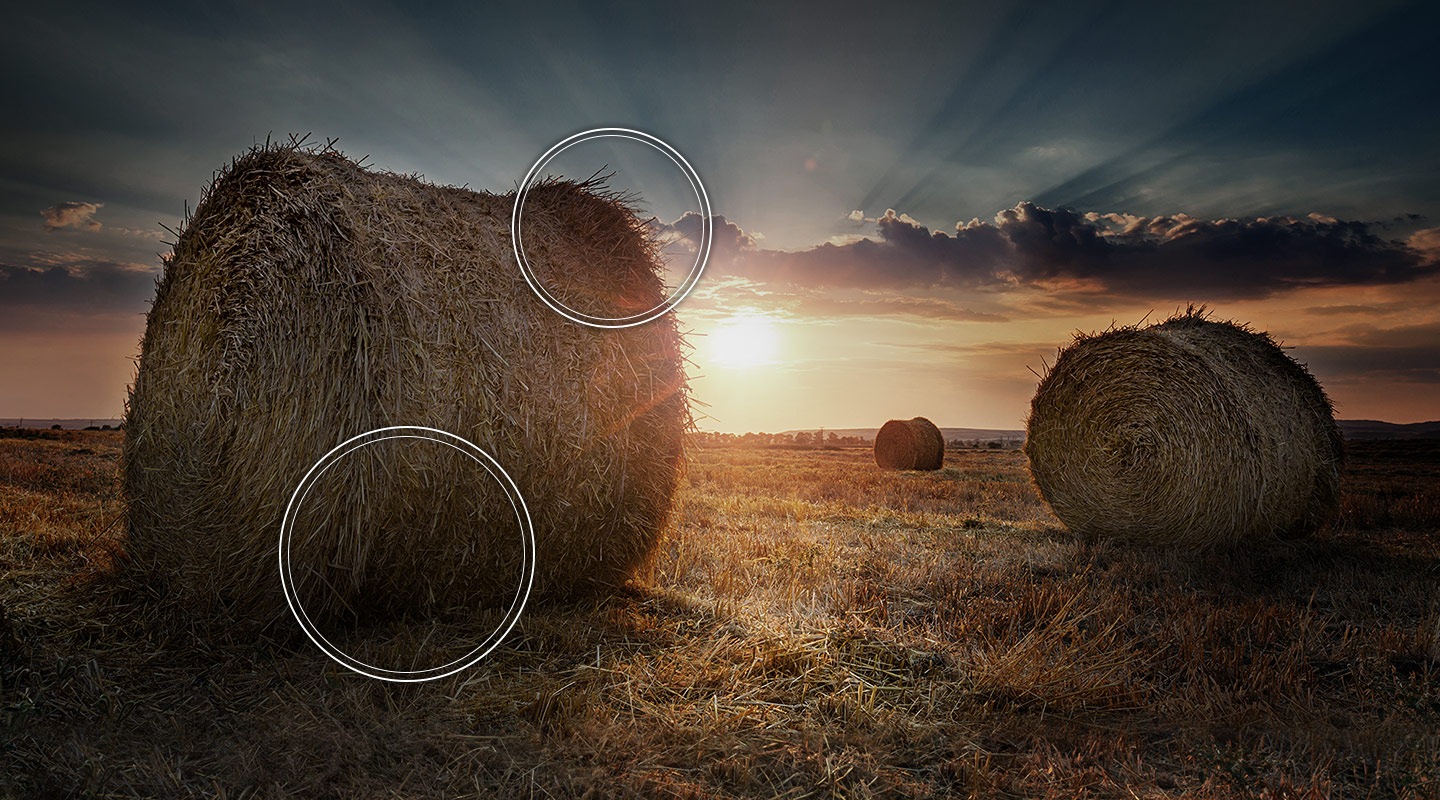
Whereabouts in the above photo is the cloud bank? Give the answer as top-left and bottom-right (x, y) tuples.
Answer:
(1295, 321), (1440, 386)
(703, 204), (1436, 300)
(0, 261), (157, 329)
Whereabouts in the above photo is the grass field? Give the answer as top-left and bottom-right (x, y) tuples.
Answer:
(1, 428), (1437, 798)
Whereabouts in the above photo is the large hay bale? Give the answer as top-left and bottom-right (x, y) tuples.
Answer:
(1024, 309), (1341, 547)
(874, 417), (945, 471)
(123, 142), (687, 625)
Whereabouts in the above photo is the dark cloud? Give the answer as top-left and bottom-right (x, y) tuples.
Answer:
(41, 202), (104, 232)
(1302, 304), (1403, 316)
(0, 261), (157, 329)
(717, 204), (1436, 299)
(652, 212), (756, 260)
(1294, 322), (1440, 385)
(1340, 321), (1440, 351)
(1297, 345), (1440, 384)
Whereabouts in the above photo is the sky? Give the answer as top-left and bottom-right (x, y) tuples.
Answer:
(1, 0), (1438, 432)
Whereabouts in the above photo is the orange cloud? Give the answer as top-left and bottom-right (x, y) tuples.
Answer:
(40, 201), (103, 232)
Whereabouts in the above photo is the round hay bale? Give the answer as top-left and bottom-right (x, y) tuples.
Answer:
(874, 417), (945, 471)
(123, 142), (687, 625)
(1024, 309), (1342, 547)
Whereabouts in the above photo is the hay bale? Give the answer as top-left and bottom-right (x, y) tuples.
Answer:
(874, 417), (945, 471)
(123, 141), (687, 625)
(1024, 309), (1341, 547)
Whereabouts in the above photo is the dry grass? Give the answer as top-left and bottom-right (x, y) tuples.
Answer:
(1339, 441), (1440, 532)
(2, 428), (1437, 798)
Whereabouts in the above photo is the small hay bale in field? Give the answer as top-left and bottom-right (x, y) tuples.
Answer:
(1024, 308), (1341, 548)
(123, 141), (687, 626)
(874, 417), (945, 471)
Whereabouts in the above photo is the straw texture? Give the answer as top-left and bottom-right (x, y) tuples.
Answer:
(123, 141), (687, 625)
(874, 417), (945, 471)
(1024, 309), (1341, 548)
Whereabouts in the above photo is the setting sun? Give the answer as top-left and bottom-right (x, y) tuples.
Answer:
(707, 314), (780, 368)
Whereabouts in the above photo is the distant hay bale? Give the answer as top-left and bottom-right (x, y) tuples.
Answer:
(1024, 309), (1342, 548)
(123, 141), (687, 626)
(874, 417), (945, 471)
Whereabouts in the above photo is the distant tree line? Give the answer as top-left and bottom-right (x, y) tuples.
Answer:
(690, 430), (868, 448)
(948, 438), (1023, 450)
(690, 431), (1023, 449)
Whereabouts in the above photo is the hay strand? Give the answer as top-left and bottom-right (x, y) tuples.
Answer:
(1024, 307), (1341, 548)
(874, 417), (945, 471)
(123, 141), (688, 627)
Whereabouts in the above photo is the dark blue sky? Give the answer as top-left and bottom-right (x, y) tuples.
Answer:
(4, 0), (1436, 248)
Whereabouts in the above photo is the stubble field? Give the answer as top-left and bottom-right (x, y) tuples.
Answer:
(0, 428), (1437, 798)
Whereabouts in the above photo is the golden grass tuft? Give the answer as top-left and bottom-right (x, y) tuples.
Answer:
(122, 139), (688, 628)
(1024, 307), (1342, 548)
(873, 417), (944, 471)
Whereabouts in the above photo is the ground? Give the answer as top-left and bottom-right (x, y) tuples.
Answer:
(0, 429), (1437, 798)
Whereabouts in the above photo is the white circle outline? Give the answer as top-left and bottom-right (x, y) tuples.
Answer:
(283, 436), (528, 676)
(511, 127), (713, 329)
(278, 426), (535, 682)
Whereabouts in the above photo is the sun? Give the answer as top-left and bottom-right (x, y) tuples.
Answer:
(708, 314), (780, 368)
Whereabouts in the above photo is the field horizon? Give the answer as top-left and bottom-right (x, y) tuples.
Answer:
(6, 418), (1440, 441)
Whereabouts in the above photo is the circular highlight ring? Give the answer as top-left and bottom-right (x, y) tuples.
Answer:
(512, 127), (712, 329)
(278, 426), (535, 682)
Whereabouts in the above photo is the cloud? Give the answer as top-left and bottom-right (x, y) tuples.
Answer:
(1293, 321), (1440, 385)
(1297, 345), (1440, 384)
(0, 260), (157, 330)
(725, 213), (1010, 290)
(112, 226), (166, 240)
(792, 295), (1008, 322)
(1302, 303), (1407, 317)
(1339, 321), (1440, 351)
(41, 201), (104, 232)
(652, 212), (757, 260)
(1409, 227), (1440, 260)
(846, 209), (924, 228)
(715, 203), (1436, 299)
(881, 339), (1063, 369)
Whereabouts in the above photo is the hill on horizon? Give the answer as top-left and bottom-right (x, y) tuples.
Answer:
(1335, 419), (1440, 440)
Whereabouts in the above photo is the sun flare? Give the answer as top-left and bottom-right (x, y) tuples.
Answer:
(708, 314), (780, 368)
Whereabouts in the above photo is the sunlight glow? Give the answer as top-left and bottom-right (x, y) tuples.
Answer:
(708, 314), (780, 369)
